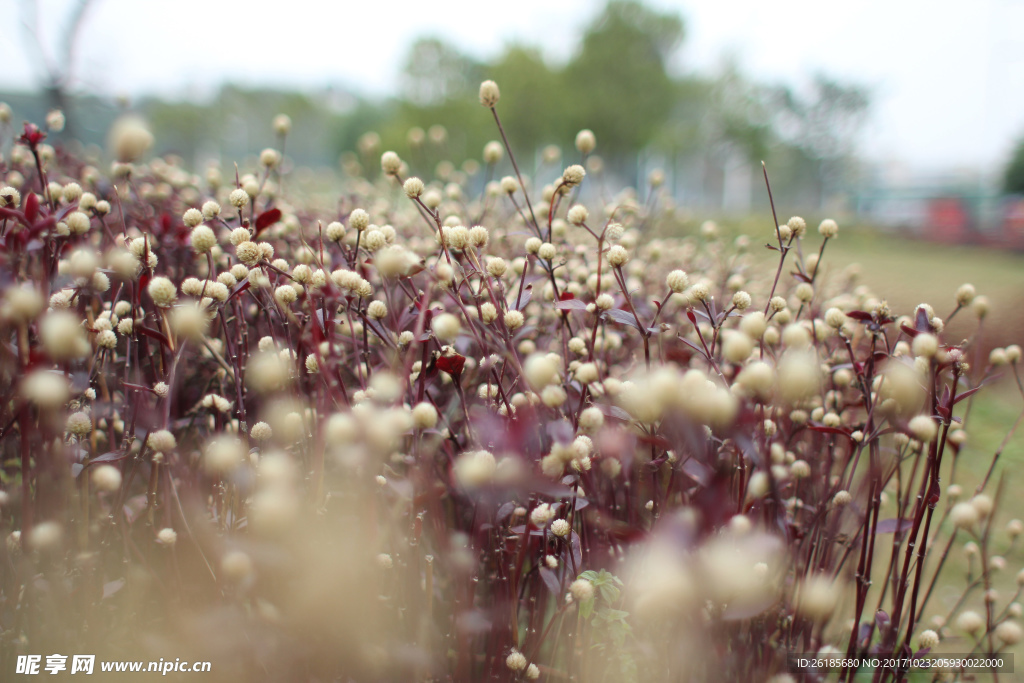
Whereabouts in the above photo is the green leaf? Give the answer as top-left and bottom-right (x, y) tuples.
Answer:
(580, 597), (595, 620)
(599, 584), (620, 604)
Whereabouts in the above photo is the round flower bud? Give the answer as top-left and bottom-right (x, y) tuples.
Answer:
(579, 406), (604, 431)
(957, 610), (985, 634)
(505, 650), (527, 671)
(538, 242), (556, 261)
(575, 129), (596, 154)
(550, 519), (571, 537)
(157, 528), (178, 545)
(229, 227), (252, 246)
(67, 411), (92, 436)
(96, 329), (117, 349)
(569, 578), (594, 602)
(182, 208), (203, 227)
(795, 575), (839, 619)
(971, 494), (994, 519)
(147, 429), (177, 452)
(824, 307), (847, 329)
(273, 114), (292, 135)
(380, 151), (401, 175)
(147, 276), (177, 307)
(432, 313), (461, 343)
(260, 148), (280, 168)
(1007, 519), (1024, 538)
(562, 165), (585, 186)
(918, 629), (940, 650)
(950, 502), (979, 529)
(325, 221), (345, 242)
(567, 204), (588, 225)
(818, 219), (839, 238)
(833, 490), (852, 506)
(367, 300), (387, 320)
(201, 200), (221, 219)
(412, 402), (438, 430)
(480, 302), (498, 323)
(996, 621), (1023, 645)
(190, 225), (216, 253)
(453, 449), (496, 488)
(236, 241), (262, 265)
(479, 80), (500, 107)
(92, 465), (122, 492)
(0, 186), (22, 208)
(787, 216), (807, 236)
(955, 283), (976, 307)
(250, 421), (273, 441)
(740, 312), (768, 339)
(912, 333), (938, 358)
(666, 270), (689, 293)
(732, 291), (752, 310)
(504, 310), (525, 331)
(607, 245), (629, 267)
(274, 285), (297, 305)
(66, 211), (90, 234)
(229, 188), (250, 208)
(487, 257), (507, 278)
(483, 141), (503, 164)
(403, 177), (424, 198)
(526, 663), (540, 679)
(110, 116), (153, 162)
(908, 415), (937, 442)
(349, 209), (370, 231)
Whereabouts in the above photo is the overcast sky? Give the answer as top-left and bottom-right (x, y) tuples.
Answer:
(1, 0), (1023, 175)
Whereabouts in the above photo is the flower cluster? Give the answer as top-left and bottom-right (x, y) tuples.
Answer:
(0, 86), (1019, 683)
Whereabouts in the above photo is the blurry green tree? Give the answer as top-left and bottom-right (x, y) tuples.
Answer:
(1002, 135), (1024, 195)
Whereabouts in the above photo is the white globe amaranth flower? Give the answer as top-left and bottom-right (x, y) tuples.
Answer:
(403, 177), (424, 198)
(229, 188), (250, 208)
(666, 270), (689, 293)
(483, 140), (503, 164)
(479, 80), (500, 107)
(567, 204), (589, 225)
(380, 151), (402, 176)
(569, 578), (595, 602)
(190, 225), (217, 253)
(550, 519), (571, 537)
(562, 164), (585, 186)
(157, 528), (178, 545)
(182, 208), (203, 227)
(504, 310), (525, 331)
(432, 313), (461, 342)
(505, 650), (526, 671)
(260, 148), (280, 168)
(575, 129), (596, 154)
(908, 414), (937, 442)
(349, 208), (370, 231)
(818, 219), (839, 238)
(607, 245), (629, 267)
(147, 429), (177, 452)
(201, 200), (221, 219)
(92, 465), (122, 492)
(147, 276), (177, 307)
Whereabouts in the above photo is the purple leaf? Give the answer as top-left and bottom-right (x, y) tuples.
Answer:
(539, 567), (562, 596)
(875, 518), (912, 535)
(604, 308), (641, 329)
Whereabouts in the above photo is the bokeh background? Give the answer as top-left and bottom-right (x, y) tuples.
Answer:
(2, 0), (1024, 578)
